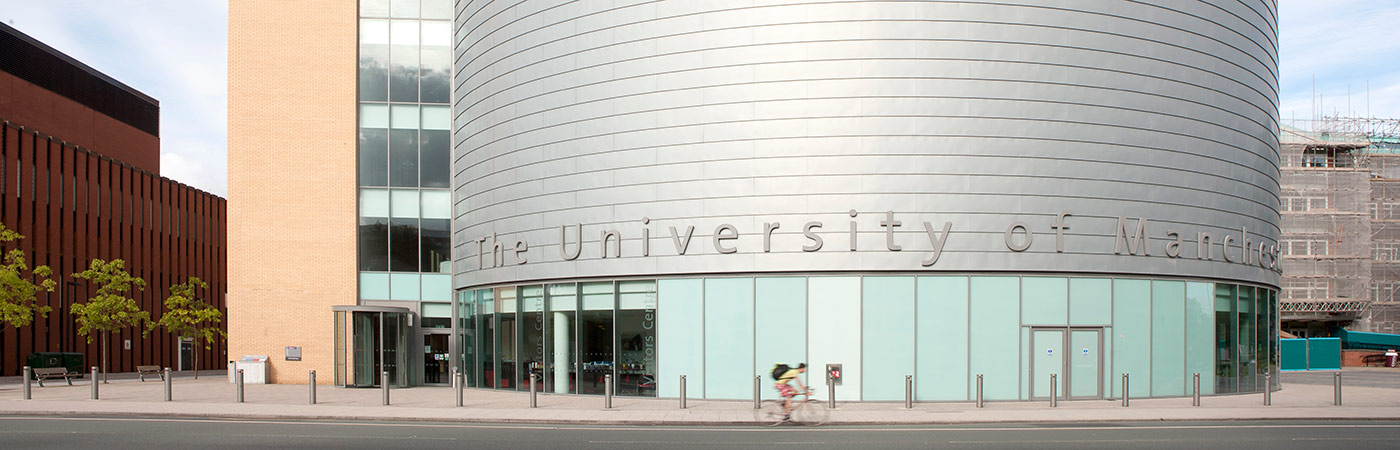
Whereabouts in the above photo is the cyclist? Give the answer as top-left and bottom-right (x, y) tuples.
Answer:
(774, 363), (809, 420)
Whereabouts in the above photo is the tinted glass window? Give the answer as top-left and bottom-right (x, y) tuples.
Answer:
(389, 217), (419, 271)
(389, 129), (419, 187)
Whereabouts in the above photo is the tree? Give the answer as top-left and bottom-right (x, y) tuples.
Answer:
(150, 277), (225, 379)
(0, 223), (56, 333)
(71, 258), (149, 383)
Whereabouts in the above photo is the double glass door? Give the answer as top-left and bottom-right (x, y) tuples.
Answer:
(423, 333), (451, 385)
(1032, 328), (1103, 400)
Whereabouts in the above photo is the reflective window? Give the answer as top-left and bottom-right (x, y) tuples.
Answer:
(419, 21), (451, 103)
(479, 289), (495, 388)
(579, 282), (614, 395)
(389, 20), (419, 102)
(421, 302), (451, 328)
(1238, 287), (1257, 392)
(617, 281), (657, 397)
(358, 19), (389, 101)
(458, 290), (477, 387)
(1215, 285), (1237, 394)
(519, 286), (544, 391)
(496, 287), (517, 389)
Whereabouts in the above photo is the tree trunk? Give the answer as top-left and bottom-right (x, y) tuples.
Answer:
(101, 332), (109, 384)
(193, 341), (199, 379)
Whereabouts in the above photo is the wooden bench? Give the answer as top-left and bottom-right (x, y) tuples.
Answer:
(136, 365), (165, 382)
(1362, 354), (1387, 367)
(32, 367), (76, 387)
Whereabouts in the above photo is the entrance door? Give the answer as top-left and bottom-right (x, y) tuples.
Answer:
(178, 339), (194, 371)
(423, 333), (451, 385)
(1031, 329), (1065, 399)
(1068, 329), (1102, 399)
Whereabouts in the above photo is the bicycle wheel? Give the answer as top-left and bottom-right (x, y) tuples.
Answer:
(793, 399), (828, 426)
(754, 400), (787, 427)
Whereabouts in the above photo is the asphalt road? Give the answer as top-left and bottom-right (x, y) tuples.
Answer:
(2, 417), (1399, 450)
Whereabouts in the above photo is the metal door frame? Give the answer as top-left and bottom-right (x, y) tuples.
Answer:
(421, 330), (453, 386)
(1029, 326), (1105, 400)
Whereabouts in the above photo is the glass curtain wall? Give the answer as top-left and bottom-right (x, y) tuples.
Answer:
(1215, 285), (1238, 394)
(519, 286), (545, 391)
(579, 282), (615, 395)
(357, 0), (452, 303)
(617, 281), (657, 396)
(458, 290), (476, 387)
(496, 287), (517, 389)
(546, 284), (578, 394)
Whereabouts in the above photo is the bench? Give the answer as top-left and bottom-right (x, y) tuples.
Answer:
(32, 367), (76, 387)
(136, 365), (165, 382)
(1362, 354), (1387, 367)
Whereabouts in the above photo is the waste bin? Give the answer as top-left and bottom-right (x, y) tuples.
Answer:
(231, 355), (269, 384)
(1386, 349), (1398, 368)
(25, 352), (85, 379)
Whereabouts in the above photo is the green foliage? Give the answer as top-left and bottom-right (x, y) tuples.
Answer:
(71, 258), (150, 342)
(150, 277), (226, 350)
(0, 223), (56, 331)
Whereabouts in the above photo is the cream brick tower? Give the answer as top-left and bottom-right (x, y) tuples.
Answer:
(227, 0), (357, 384)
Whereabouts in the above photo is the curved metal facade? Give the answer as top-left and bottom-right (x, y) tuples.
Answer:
(452, 1), (1281, 289)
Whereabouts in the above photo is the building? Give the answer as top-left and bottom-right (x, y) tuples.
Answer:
(229, 1), (1281, 400)
(0, 23), (228, 376)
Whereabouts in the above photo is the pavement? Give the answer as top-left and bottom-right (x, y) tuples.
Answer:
(0, 368), (1397, 425)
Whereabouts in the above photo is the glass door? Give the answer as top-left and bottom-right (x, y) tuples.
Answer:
(1031, 329), (1065, 399)
(1068, 329), (1102, 399)
(423, 333), (450, 385)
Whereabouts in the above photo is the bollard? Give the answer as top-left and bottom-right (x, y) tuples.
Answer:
(382, 371), (390, 406)
(1121, 374), (1129, 407)
(1264, 373), (1271, 406)
(455, 372), (464, 407)
(604, 374), (613, 409)
(163, 368), (172, 402)
(1334, 372), (1342, 406)
(309, 370), (317, 405)
(679, 375), (687, 409)
(91, 367), (99, 400)
(905, 375), (913, 409)
(754, 375), (761, 410)
(828, 376), (836, 409)
(22, 366), (31, 400)
(1192, 373), (1200, 407)
(235, 369), (245, 403)
(451, 368), (459, 390)
(975, 374), (984, 408)
(1050, 373), (1057, 408)
(530, 374), (538, 408)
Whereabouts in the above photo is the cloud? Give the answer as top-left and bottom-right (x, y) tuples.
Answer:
(1279, 0), (1400, 123)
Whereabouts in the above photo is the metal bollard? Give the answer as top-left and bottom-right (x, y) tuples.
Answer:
(604, 374), (613, 409)
(1334, 372), (1342, 405)
(1121, 374), (1129, 407)
(455, 372), (464, 407)
(309, 370), (317, 405)
(679, 375), (687, 409)
(905, 375), (913, 409)
(22, 366), (31, 400)
(1050, 373), (1057, 408)
(163, 368), (172, 402)
(975, 374), (984, 408)
(753, 375), (761, 410)
(827, 376), (836, 409)
(1264, 373), (1271, 406)
(91, 367), (99, 400)
(235, 369), (245, 403)
(1192, 373), (1200, 407)
(530, 374), (538, 408)
(451, 368), (459, 390)
(382, 371), (390, 406)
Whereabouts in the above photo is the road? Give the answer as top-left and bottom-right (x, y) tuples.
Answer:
(2, 416), (1399, 449)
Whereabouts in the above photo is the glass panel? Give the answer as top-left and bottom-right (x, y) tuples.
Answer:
(390, 0), (419, 18)
(360, 188), (389, 217)
(358, 217), (388, 271)
(519, 286), (544, 391)
(335, 311), (347, 385)
(360, 103), (390, 128)
(1215, 284), (1237, 394)
(546, 283), (577, 394)
(421, 274), (451, 301)
(352, 312), (379, 386)
(1022, 277), (1067, 325)
(423, 334), (449, 383)
(421, 0), (451, 19)
(389, 273), (419, 300)
(420, 130), (450, 188)
(658, 279), (702, 398)
(390, 190), (419, 217)
(420, 22), (451, 103)
(458, 290), (477, 387)
(361, 0), (390, 17)
(1069, 330), (1100, 398)
(1257, 288), (1269, 392)
(969, 276), (1018, 400)
(617, 281), (657, 397)
(808, 277), (862, 401)
(385, 312), (408, 387)
(359, 128), (388, 186)
(390, 104), (419, 129)
(421, 302), (451, 328)
(496, 287), (517, 389)
(862, 276), (914, 401)
(358, 20), (389, 101)
(579, 282), (614, 395)
(1111, 279), (1150, 398)
(420, 218), (450, 273)
(389, 129), (418, 187)
(389, 218), (418, 272)
(1270, 290), (1279, 390)
(1032, 329), (1064, 399)
(479, 289), (495, 388)
(755, 277), (805, 400)
(1238, 287), (1256, 392)
(917, 276), (967, 401)
(420, 190), (451, 219)
(1069, 278), (1111, 325)
(704, 278), (753, 399)
(1151, 280), (1186, 396)
(359, 272), (390, 300)
(389, 20), (419, 101)
(1185, 282), (1215, 395)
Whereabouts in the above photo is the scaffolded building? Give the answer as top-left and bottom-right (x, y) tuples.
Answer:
(1280, 117), (1400, 336)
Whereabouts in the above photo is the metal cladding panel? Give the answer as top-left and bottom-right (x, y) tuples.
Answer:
(451, 1), (1282, 289)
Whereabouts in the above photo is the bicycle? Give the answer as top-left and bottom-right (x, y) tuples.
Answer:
(754, 390), (829, 426)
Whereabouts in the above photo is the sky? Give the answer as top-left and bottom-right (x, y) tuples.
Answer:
(0, 1), (1396, 196)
